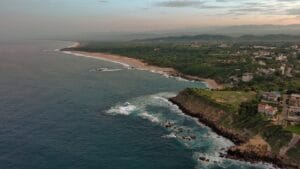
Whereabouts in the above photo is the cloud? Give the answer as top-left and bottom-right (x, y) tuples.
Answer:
(156, 0), (203, 7)
(221, 1), (289, 16)
(287, 8), (300, 15)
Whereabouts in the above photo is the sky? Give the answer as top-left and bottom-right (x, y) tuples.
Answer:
(1, 0), (300, 40)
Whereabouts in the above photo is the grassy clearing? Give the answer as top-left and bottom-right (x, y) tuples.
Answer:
(190, 89), (257, 112)
(286, 125), (300, 134)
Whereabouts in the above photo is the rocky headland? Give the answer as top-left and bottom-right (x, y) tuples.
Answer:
(170, 89), (300, 169)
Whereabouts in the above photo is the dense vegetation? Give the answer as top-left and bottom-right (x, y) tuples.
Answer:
(70, 40), (300, 91)
(286, 124), (300, 134)
(188, 88), (293, 153)
(72, 42), (248, 83)
(287, 143), (300, 163)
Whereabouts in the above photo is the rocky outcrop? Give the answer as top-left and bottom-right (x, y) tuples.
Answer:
(227, 145), (299, 169)
(170, 90), (248, 144)
(170, 90), (300, 169)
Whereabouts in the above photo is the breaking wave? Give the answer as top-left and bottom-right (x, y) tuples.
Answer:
(61, 50), (132, 69)
(105, 92), (276, 169)
(89, 67), (122, 72)
(106, 103), (136, 116)
(139, 112), (160, 123)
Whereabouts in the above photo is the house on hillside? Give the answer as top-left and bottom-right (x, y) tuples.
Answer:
(242, 73), (253, 82)
(287, 94), (300, 123)
(261, 92), (281, 102)
(276, 54), (287, 62)
(258, 103), (278, 116)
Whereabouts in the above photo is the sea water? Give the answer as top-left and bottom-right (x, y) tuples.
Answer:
(0, 40), (274, 169)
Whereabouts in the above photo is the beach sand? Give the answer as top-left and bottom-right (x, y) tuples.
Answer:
(63, 48), (223, 89)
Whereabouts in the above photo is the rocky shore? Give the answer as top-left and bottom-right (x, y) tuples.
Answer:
(62, 43), (299, 169)
(170, 90), (300, 169)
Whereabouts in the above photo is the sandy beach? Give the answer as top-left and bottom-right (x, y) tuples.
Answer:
(62, 47), (223, 89)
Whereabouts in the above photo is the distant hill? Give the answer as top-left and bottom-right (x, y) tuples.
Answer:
(238, 34), (300, 42)
(182, 24), (300, 36)
(136, 34), (300, 42)
(58, 24), (300, 41)
(138, 34), (233, 42)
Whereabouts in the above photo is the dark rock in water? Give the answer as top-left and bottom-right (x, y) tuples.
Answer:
(181, 135), (196, 141)
(199, 157), (205, 161)
(199, 156), (210, 162)
(89, 67), (106, 72)
(227, 146), (300, 169)
(164, 121), (175, 128)
(174, 127), (183, 133)
(190, 135), (196, 139)
(219, 153), (226, 158)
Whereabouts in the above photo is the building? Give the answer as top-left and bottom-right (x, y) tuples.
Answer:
(276, 54), (287, 62)
(280, 64), (286, 75)
(289, 107), (300, 114)
(253, 51), (271, 58)
(289, 94), (300, 107)
(258, 103), (278, 116)
(261, 92), (281, 102)
(287, 94), (300, 121)
(258, 60), (266, 66)
(257, 68), (275, 76)
(286, 67), (293, 77)
(291, 45), (299, 50)
(242, 73), (253, 82)
(219, 43), (229, 48)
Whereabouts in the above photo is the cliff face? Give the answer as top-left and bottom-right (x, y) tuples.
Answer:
(170, 89), (300, 169)
(170, 90), (247, 144)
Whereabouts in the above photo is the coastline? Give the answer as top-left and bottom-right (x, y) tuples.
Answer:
(60, 43), (300, 168)
(60, 44), (223, 90)
(169, 90), (300, 169)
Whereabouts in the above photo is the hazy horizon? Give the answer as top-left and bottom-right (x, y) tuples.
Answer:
(1, 0), (300, 41)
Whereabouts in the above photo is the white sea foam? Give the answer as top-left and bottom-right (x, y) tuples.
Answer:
(67, 42), (80, 48)
(194, 152), (225, 164)
(89, 67), (122, 72)
(62, 51), (132, 69)
(102, 68), (122, 72)
(106, 104), (136, 116)
(151, 94), (186, 114)
(105, 92), (277, 168)
(175, 76), (191, 82)
(162, 133), (177, 139)
(139, 112), (160, 123)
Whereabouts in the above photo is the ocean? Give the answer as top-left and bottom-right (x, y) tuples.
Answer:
(0, 40), (273, 169)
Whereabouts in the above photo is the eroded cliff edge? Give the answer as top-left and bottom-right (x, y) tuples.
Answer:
(170, 88), (300, 169)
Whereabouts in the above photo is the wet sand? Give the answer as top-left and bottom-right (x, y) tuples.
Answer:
(63, 49), (223, 89)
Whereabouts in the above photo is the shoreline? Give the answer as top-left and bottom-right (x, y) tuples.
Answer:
(59, 43), (298, 168)
(60, 45), (223, 90)
(169, 90), (300, 169)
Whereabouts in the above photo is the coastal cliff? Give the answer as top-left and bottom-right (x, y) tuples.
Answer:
(170, 89), (300, 169)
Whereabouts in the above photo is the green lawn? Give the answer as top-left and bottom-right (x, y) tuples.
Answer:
(286, 125), (300, 134)
(190, 89), (257, 112)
